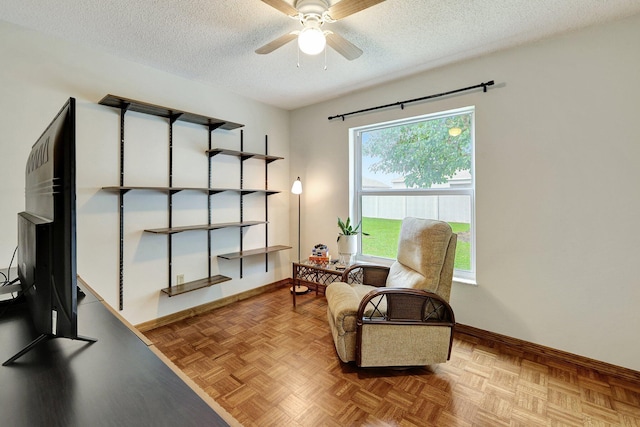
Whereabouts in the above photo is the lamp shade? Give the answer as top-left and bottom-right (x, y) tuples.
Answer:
(291, 177), (302, 194)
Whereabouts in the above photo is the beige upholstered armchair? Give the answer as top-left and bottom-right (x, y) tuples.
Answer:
(325, 217), (457, 367)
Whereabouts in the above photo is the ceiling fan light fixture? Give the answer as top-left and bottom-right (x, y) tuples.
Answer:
(257, 0), (383, 60)
(298, 25), (326, 55)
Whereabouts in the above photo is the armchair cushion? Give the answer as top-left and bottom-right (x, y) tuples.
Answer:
(325, 282), (361, 336)
(325, 282), (361, 362)
(386, 217), (453, 292)
(326, 282), (385, 335)
(326, 282), (388, 363)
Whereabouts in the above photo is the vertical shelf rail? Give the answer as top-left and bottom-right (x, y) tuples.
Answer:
(205, 122), (225, 279)
(166, 113), (183, 294)
(207, 127), (213, 279)
(167, 115), (174, 294)
(264, 135), (269, 272)
(118, 103), (130, 311)
(239, 130), (244, 278)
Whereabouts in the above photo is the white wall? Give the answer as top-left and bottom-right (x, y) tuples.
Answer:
(0, 21), (292, 325)
(3, 13), (639, 372)
(290, 14), (640, 371)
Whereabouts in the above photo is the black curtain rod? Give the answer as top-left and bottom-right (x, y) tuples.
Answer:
(328, 80), (495, 121)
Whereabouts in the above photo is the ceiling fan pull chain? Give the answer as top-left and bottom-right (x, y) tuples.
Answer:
(297, 46), (301, 68)
(324, 46), (328, 70)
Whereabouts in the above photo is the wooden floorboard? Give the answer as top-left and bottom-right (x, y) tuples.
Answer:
(145, 286), (640, 426)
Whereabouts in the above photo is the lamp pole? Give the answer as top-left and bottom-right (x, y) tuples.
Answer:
(291, 177), (307, 294)
(297, 190), (301, 262)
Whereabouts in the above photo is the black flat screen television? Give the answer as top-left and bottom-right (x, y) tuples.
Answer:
(3, 97), (95, 366)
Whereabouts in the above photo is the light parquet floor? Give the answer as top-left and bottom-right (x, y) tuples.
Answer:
(144, 286), (640, 426)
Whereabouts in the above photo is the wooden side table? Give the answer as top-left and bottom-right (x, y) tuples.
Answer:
(291, 261), (343, 307)
(291, 260), (363, 307)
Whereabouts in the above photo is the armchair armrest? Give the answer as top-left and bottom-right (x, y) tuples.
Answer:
(340, 264), (390, 287)
(357, 288), (455, 325)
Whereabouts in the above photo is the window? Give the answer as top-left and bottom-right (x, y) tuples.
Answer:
(353, 106), (475, 282)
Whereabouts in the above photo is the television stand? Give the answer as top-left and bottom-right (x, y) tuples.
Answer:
(0, 277), (231, 426)
(0, 282), (21, 295)
(2, 333), (96, 366)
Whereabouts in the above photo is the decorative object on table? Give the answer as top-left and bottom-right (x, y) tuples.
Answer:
(312, 243), (328, 256)
(290, 177), (308, 294)
(309, 243), (330, 265)
(309, 256), (330, 266)
(336, 216), (368, 265)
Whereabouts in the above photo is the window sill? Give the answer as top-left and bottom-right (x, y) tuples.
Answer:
(454, 276), (477, 286)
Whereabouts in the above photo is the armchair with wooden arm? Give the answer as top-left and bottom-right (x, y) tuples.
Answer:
(325, 217), (457, 367)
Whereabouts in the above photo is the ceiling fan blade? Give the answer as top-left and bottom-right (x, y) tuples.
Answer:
(261, 0), (299, 17)
(326, 32), (363, 60)
(255, 32), (298, 54)
(327, 0), (386, 20)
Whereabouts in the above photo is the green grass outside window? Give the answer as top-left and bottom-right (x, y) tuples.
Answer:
(361, 217), (470, 271)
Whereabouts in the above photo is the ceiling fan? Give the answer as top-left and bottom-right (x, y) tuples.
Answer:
(256, 0), (386, 60)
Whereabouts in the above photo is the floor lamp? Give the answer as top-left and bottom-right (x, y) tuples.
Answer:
(291, 177), (308, 294)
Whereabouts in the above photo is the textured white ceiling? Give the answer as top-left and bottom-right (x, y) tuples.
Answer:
(1, 0), (640, 110)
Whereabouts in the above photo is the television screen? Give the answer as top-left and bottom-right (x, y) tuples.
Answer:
(4, 97), (95, 366)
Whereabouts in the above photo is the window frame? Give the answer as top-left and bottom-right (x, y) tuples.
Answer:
(351, 106), (476, 283)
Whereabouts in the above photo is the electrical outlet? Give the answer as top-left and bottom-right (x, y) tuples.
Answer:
(177, 274), (184, 285)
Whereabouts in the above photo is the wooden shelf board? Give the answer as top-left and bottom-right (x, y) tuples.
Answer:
(145, 220), (266, 235)
(209, 188), (280, 196)
(99, 95), (243, 131)
(206, 148), (283, 163)
(240, 189), (280, 196)
(160, 275), (232, 297)
(102, 186), (210, 194)
(103, 186), (280, 196)
(217, 245), (292, 260)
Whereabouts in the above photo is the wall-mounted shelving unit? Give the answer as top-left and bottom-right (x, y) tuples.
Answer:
(99, 95), (290, 309)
